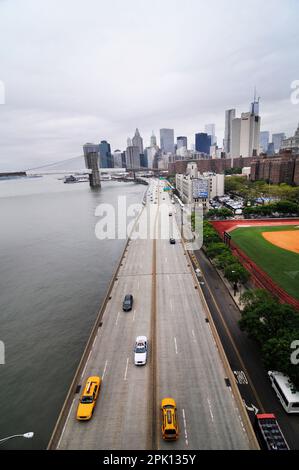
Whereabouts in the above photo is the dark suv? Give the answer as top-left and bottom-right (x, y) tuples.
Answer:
(123, 294), (133, 312)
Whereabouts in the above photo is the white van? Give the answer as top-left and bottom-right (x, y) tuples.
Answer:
(268, 371), (299, 413)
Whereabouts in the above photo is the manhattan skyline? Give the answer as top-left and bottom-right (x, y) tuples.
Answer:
(0, 0), (299, 170)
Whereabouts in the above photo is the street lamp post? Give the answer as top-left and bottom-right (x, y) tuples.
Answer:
(0, 432), (34, 445)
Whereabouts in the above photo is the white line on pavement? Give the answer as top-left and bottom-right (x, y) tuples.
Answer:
(207, 398), (214, 422)
(115, 311), (120, 326)
(81, 349), (92, 379)
(102, 360), (108, 379)
(182, 408), (189, 446)
(92, 333), (98, 348)
(174, 337), (178, 354)
(133, 309), (136, 322)
(124, 357), (129, 381)
(191, 329), (196, 342)
(57, 398), (76, 449)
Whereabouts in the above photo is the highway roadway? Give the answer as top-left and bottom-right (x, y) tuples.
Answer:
(56, 179), (250, 450)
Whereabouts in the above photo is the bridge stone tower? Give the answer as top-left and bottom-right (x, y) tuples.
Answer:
(83, 143), (101, 188)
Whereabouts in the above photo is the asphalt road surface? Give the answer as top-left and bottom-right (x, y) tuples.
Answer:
(57, 179), (250, 450)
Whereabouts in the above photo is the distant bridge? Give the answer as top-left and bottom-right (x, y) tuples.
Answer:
(25, 156), (168, 181)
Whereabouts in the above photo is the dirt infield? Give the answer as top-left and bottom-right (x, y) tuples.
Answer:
(262, 230), (299, 254)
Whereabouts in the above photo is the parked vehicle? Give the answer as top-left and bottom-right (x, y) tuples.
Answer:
(268, 371), (299, 414)
(255, 413), (289, 450)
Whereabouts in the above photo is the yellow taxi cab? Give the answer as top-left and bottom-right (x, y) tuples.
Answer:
(76, 376), (101, 421)
(161, 398), (179, 440)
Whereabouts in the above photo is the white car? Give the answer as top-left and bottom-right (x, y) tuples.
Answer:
(134, 336), (148, 365)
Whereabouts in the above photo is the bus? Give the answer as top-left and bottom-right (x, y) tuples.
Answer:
(268, 371), (299, 414)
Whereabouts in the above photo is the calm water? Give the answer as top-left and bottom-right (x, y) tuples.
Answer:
(0, 176), (145, 449)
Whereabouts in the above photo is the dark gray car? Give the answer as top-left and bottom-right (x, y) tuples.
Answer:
(123, 294), (133, 311)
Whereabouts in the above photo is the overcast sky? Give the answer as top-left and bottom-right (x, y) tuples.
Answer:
(0, 0), (299, 170)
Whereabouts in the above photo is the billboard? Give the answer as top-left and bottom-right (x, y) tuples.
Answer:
(192, 178), (209, 199)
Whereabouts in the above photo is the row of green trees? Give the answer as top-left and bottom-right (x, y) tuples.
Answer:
(225, 176), (299, 204)
(240, 289), (299, 388)
(204, 208), (234, 220)
(203, 222), (250, 284)
(243, 200), (299, 217)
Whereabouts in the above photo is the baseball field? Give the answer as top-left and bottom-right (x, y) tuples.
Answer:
(230, 225), (299, 301)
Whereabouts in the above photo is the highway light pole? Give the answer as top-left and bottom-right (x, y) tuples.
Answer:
(0, 432), (34, 445)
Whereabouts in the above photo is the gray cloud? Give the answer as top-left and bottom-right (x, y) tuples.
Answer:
(0, 0), (298, 170)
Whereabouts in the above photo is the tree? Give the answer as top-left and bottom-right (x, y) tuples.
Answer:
(214, 252), (236, 270)
(205, 208), (233, 220)
(224, 262), (250, 285)
(206, 242), (230, 259)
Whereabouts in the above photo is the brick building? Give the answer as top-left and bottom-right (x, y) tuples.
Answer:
(250, 151), (299, 185)
(168, 156), (253, 175)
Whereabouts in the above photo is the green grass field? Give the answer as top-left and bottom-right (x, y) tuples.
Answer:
(231, 225), (299, 301)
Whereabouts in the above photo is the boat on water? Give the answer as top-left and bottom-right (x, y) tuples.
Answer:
(63, 175), (89, 183)
(100, 173), (112, 181)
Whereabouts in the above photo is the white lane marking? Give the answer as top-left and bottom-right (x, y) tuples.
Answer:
(182, 408), (189, 446)
(124, 357), (129, 381)
(92, 333), (98, 348)
(81, 349), (92, 379)
(174, 337), (178, 354)
(207, 398), (214, 422)
(102, 360), (108, 380)
(191, 329), (196, 342)
(133, 309), (136, 321)
(115, 311), (120, 326)
(165, 257), (167, 263)
(167, 274), (170, 282)
(137, 280), (140, 289)
(57, 398), (76, 449)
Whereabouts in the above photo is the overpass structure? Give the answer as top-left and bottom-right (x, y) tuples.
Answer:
(48, 179), (258, 450)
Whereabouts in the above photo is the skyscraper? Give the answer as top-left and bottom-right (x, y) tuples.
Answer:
(125, 146), (140, 169)
(176, 136), (187, 150)
(195, 133), (211, 154)
(260, 131), (270, 153)
(231, 118), (241, 157)
(150, 131), (157, 147)
(239, 112), (261, 158)
(205, 124), (216, 146)
(113, 150), (123, 168)
(272, 133), (285, 153)
(224, 109), (236, 155)
(98, 140), (113, 168)
(132, 128), (144, 155)
(160, 128), (174, 154)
